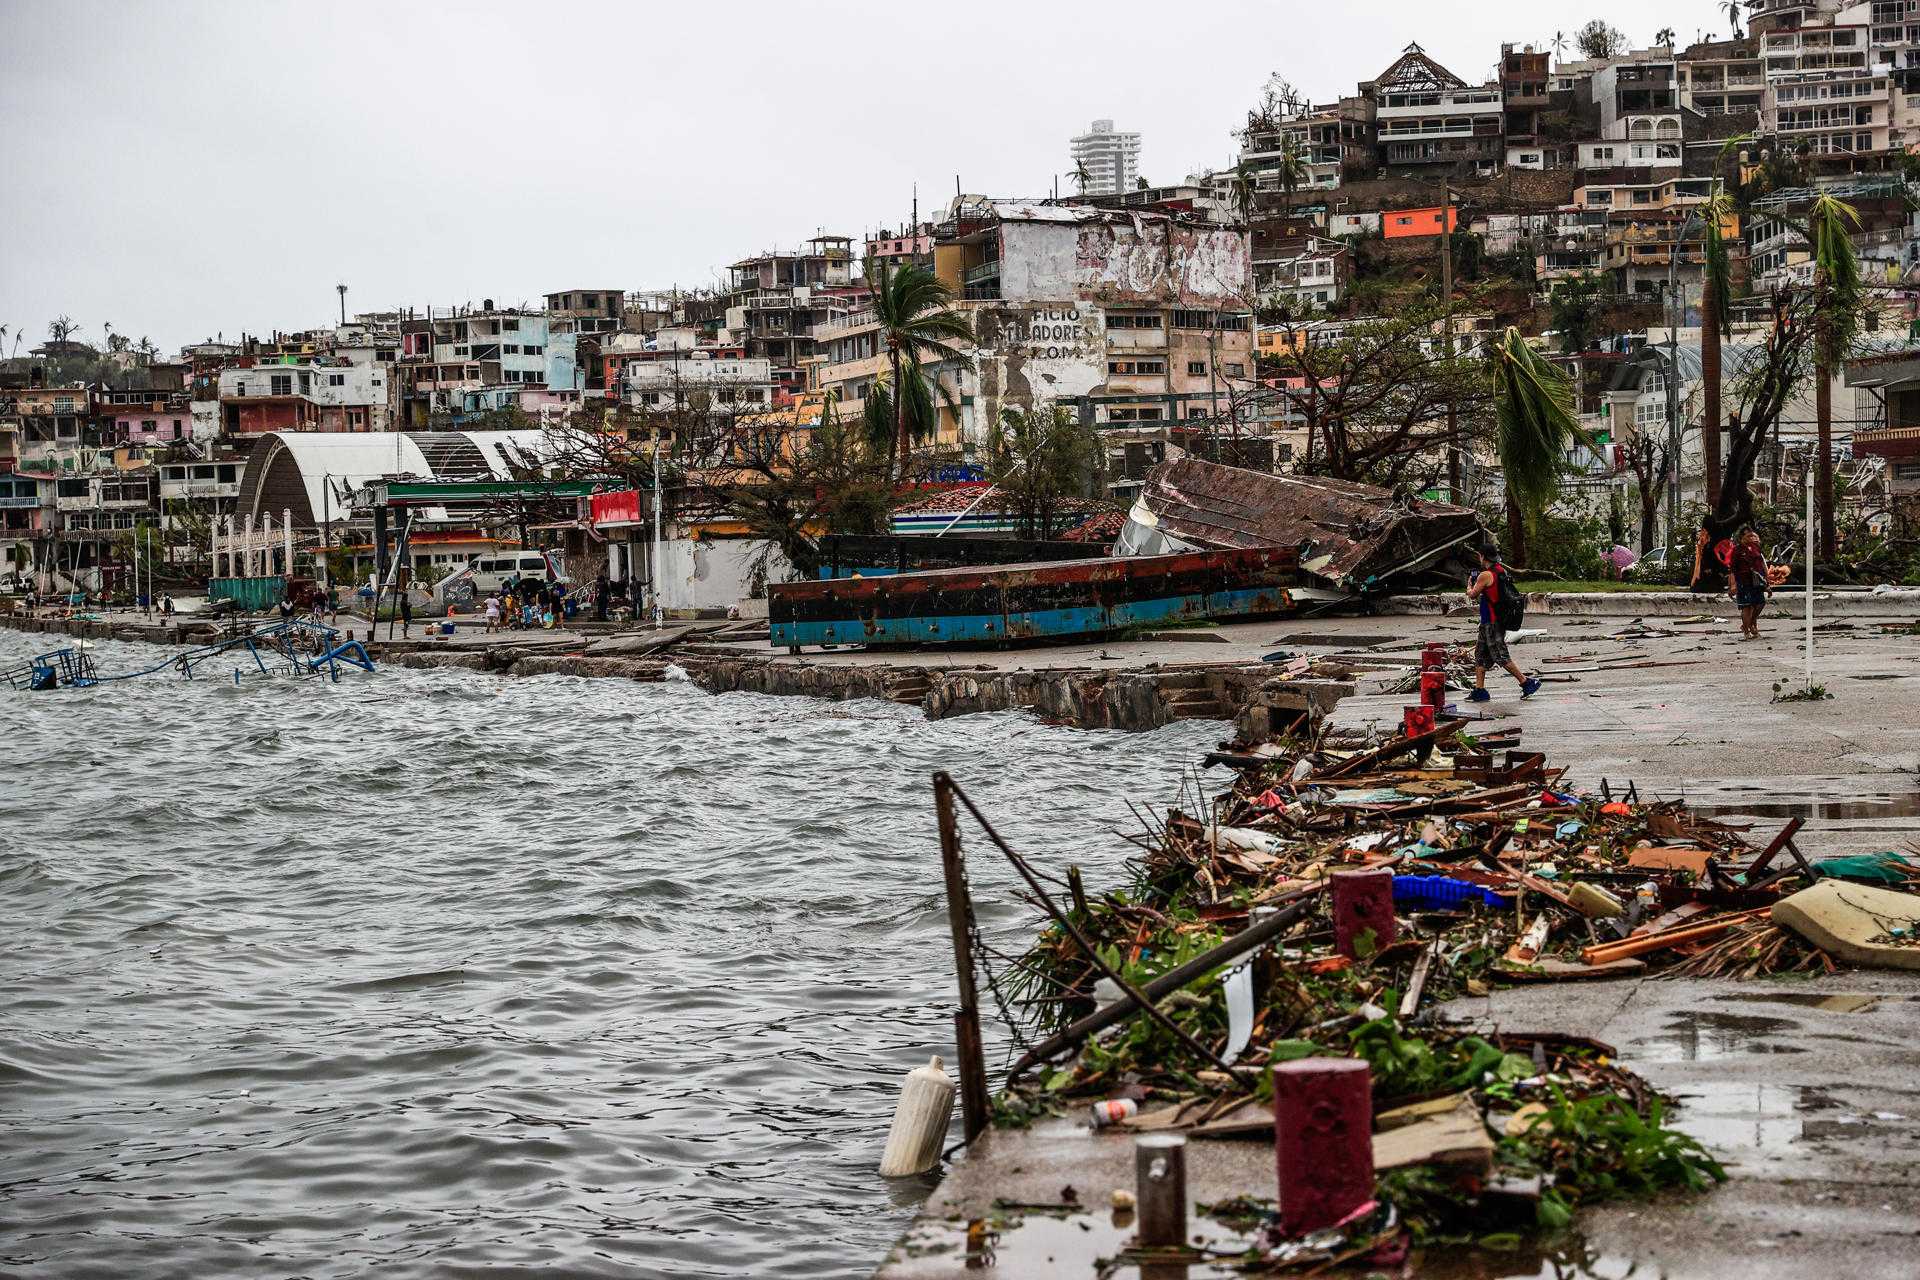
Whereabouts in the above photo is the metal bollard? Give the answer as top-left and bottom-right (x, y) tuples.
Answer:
(1133, 1133), (1187, 1248)
(1273, 1057), (1374, 1237)
(1331, 867), (1396, 959)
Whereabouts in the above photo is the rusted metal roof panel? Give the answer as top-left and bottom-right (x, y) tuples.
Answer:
(1133, 458), (1484, 590)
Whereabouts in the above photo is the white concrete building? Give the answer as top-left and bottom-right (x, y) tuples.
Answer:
(1068, 118), (1142, 195)
(621, 354), (774, 413)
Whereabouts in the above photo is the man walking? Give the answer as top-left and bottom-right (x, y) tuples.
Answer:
(1465, 545), (1540, 703)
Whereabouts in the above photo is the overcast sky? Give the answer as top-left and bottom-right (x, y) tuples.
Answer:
(1, 0), (1702, 355)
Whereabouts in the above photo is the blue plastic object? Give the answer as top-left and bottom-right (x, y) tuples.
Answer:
(1392, 874), (1514, 912)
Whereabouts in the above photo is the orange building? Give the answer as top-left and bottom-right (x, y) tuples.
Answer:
(1381, 207), (1459, 239)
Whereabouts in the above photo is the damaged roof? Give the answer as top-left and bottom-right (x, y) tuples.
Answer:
(1131, 457), (1485, 590)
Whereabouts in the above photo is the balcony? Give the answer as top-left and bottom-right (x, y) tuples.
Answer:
(0, 494), (38, 509)
(962, 259), (1002, 285)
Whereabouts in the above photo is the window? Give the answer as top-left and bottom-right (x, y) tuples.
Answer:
(1187, 360), (1207, 376)
(141, 419), (157, 432)
(1277, 442), (1294, 462)
(1107, 312), (1163, 329)
(270, 374), (292, 396)
(503, 319), (519, 331)
(1224, 362), (1245, 378)
(328, 374), (345, 386)
(173, 422), (184, 441)
(1106, 406), (1166, 422)
(218, 465), (236, 483)
(1107, 359), (1166, 375)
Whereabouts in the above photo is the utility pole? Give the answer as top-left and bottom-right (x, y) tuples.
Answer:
(1440, 180), (1460, 502)
(336, 284), (348, 326)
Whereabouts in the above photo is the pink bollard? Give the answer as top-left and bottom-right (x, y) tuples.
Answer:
(1272, 1057), (1374, 1238)
(1331, 867), (1396, 959)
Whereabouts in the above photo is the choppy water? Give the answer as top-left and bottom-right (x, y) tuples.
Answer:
(0, 633), (1215, 1278)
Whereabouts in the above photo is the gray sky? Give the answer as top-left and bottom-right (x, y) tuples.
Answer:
(1, 0), (1700, 355)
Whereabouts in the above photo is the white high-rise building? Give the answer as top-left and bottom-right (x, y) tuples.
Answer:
(1068, 118), (1142, 195)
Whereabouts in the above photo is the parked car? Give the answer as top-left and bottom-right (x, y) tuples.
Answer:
(432, 550), (568, 608)
(1623, 547), (1668, 579)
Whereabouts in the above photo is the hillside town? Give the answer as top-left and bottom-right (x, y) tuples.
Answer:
(5, 3), (1920, 614)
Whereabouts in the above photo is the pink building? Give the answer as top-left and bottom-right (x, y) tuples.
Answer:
(105, 390), (193, 446)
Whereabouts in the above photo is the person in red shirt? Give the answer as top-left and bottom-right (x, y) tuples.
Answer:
(1728, 526), (1770, 639)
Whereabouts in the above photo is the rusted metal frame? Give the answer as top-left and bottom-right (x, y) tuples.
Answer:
(933, 772), (992, 1143)
(941, 775), (1266, 1086)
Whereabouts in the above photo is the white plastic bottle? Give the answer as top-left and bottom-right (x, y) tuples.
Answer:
(878, 1056), (957, 1177)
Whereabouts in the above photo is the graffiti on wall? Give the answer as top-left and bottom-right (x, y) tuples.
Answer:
(968, 303), (1107, 431)
(1074, 220), (1250, 306)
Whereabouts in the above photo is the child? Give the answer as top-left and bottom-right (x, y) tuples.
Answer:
(484, 592), (501, 634)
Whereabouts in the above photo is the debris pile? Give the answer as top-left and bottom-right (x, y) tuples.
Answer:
(982, 716), (1920, 1263)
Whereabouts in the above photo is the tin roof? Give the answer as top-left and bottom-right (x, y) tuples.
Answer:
(1130, 458), (1485, 589)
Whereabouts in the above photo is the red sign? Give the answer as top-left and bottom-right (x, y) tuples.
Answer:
(590, 488), (643, 527)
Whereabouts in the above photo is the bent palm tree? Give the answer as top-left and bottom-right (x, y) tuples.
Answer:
(1490, 327), (1592, 565)
(1723, 0), (1743, 38)
(869, 262), (972, 481)
(1655, 26), (1676, 48)
(1809, 192), (1861, 561)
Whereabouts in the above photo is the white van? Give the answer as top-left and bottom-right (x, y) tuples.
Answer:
(434, 550), (567, 607)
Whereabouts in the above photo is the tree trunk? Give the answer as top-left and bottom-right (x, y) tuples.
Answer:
(889, 344), (906, 484)
(1701, 273), (1722, 507)
(1639, 489), (1659, 556)
(1504, 487), (1527, 566)
(1815, 356), (1835, 561)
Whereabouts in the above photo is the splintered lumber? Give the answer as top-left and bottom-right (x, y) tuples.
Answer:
(1580, 908), (1773, 966)
(1742, 816), (1807, 879)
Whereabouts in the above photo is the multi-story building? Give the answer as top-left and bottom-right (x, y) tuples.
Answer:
(427, 305), (550, 387)
(217, 359), (393, 435)
(1068, 118), (1142, 195)
(1238, 102), (1356, 200)
(817, 199), (1256, 454)
(621, 353), (774, 415)
(1678, 38), (1767, 114)
(104, 388), (196, 448)
(1766, 70), (1893, 154)
(1364, 43), (1504, 173)
(1501, 44), (1553, 164)
(724, 236), (857, 400)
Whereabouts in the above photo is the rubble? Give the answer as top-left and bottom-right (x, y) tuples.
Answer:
(947, 706), (1920, 1265)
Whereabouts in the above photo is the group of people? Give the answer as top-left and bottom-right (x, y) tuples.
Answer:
(589, 572), (639, 623)
(483, 576), (570, 632)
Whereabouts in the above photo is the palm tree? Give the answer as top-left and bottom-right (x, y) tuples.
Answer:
(868, 262), (973, 481)
(1724, 0), (1744, 39)
(48, 315), (77, 344)
(1490, 327), (1593, 566)
(1276, 136), (1308, 215)
(1808, 192), (1862, 562)
(1699, 189), (1735, 506)
(1655, 26), (1676, 48)
(1070, 159), (1094, 194)
(1551, 30), (1567, 62)
(1227, 158), (1260, 223)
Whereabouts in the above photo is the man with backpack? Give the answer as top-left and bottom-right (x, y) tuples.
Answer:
(1465, 545), (1541, 703)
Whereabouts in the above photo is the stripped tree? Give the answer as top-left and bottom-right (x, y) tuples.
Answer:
(1489, 327), (1592, 566)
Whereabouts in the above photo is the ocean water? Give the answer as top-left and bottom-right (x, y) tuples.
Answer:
(0, 634), (1215, 1278)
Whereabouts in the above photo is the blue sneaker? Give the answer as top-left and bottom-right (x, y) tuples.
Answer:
(1521, 677), (1541, 699)
(1466, 688), (1491, 702)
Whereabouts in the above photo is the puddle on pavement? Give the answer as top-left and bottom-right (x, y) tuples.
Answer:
(1631, 1011), (1805, 1062)
(1665, 1081), (1807, 1152)
(1691, 794), (1920, 820)
(1715, 991), (1891, 1014)
(1416, 1234), (1652, 1278)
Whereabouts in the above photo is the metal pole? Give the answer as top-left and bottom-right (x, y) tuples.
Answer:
(932, 772), (990, 1143)
(321, 473), (332, 595)
(1665, 242), (1682, 545)
(1805, 455), (1814, 695)
(651, 435), (665, 628)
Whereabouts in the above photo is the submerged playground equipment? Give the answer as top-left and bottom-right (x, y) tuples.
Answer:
(2, 620), (376, 691)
